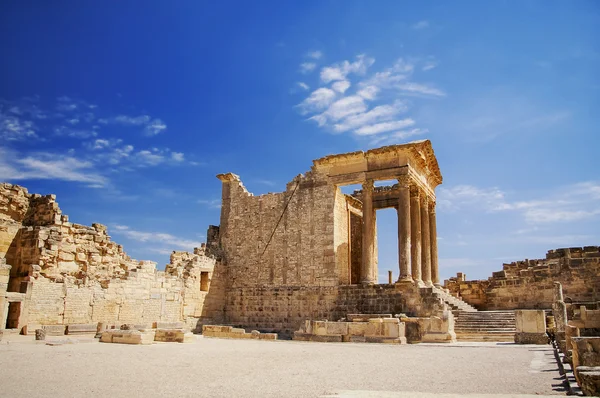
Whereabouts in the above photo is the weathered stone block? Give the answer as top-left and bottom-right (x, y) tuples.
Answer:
(575, 366), (600, 397)
(515, 310), (546, 333)
(326, 322), (348, 336)
(65, 324), (97, 335)
(101, 330), (155, 345)
(42, 325), (66, 336)
(514, 332), (548, 345)
(154, 329), (194, 343)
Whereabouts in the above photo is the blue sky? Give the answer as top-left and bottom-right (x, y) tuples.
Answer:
(1, 1), (599, 282)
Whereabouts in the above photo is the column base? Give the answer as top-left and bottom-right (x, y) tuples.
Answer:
(413, 279), (425, 288)
(434, 282), (442, 288)
(395, 276), (413, 285)
(360, 280), (376, 286)
(424, 281), (434, 287)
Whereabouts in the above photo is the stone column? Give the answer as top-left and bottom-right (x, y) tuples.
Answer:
(360, 179), (376, 284)
(420, 195), (432, 286)
(397, 181), (412, 283)
(429, 201), (440, 287)
(410, 186), (423, 286)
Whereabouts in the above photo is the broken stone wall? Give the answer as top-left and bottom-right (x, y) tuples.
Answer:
(218, 172), (343, 288)
(0, 183), (225, 331)
(445, 247), (600, 310)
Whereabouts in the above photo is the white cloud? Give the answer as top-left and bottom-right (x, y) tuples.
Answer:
(397, 82), (445, 97)
(439, 181), (600, 225)
(296, 55), (442, 142)
(422, 60), (438, 71)
(197, 199), (222, 209)
(0, 147), (107, 187)
(332, 102), (407, 133)
(297, 82), (310, 91)
(144, 119), (167, 136)
(114, 115), (151, 125)
(171, 152), (185, 162)
(412, 20), (430, 30)
(354, 118), (415, 136)
(101, 114), (167, 136)
(297, 88), (337, 113)
(111, 224), (203, 250)
(357, 85), (380, 100)
(437, 185), (507, 212)
(53, 125), (98, 139)
(306, 50), (322, 59)
(134, 150), (165, 166)
(320, 54), (375, 83)
(332, 80), (351, 93)
(300, 62), (316, 74)
(369, 128), (428, 146)
(0, 112), (37, 141)
(310, 96), (367, 127)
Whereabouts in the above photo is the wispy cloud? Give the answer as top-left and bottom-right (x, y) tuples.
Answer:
(412, 20), (430, 30)
(197, 199), (221, 209)
(296, 55), (442, 144)
(297, 82), (310, 91)
(0, 146), (108, 187)
(306, 50), (322, 59)
(300, 62), (317, 74)
(438, 181), (600, 224)
(111, 224), (203, 250)
(320, 54), (375, 83)
(104, 114), (167, 136)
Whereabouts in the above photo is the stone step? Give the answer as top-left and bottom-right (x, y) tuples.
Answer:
(456, 333), (515, 342)
(455, 328), (516, 333)
(456, 319), (515, 323)
(455, 321), (516, 326)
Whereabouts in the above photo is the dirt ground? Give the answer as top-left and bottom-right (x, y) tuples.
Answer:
(0, 335), (567, 397)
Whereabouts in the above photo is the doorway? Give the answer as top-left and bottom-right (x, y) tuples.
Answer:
(6, 302), (21, 329)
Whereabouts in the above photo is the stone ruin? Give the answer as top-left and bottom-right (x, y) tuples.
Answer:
(1, 139), (598, 354)
(1, 140), (458, 343)
(0, 183), (227, 336)
(444, 247), (600, 310)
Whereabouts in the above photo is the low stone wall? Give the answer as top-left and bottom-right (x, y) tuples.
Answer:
(293, 318), (407, 344)
(202, 325), (277, 340)
(224, 284), (444, 336)
(444, 247), (600, 310)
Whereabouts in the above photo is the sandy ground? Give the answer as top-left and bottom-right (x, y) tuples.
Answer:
(0, 335), (567, 398)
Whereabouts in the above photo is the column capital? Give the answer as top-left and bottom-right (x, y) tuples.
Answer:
(362, 179), (375, 191)
(420, 194), (430, 206)
(397, 174), (411, 187)
(428, 200), (436, 212)
(409, 184), (421, 197)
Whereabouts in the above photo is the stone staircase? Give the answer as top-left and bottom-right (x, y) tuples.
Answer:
(433, 287), (477, 312)
(453, 311), (517, 342)
(432, 287), (516, 341)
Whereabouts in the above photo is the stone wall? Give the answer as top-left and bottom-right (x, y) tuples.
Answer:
(0, 183), (226, 331)
(445, 247), (600, 310)
(225, 284), (444, 336)
(217, 172), (353, 288)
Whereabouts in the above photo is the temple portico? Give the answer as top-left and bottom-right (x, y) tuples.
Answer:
(313, 141), (443, 287)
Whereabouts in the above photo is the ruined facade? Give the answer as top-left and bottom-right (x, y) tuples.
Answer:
(1, 140), (453, 337)
(444, 247), (600, 310)
(216, 140), (450, 335)
(0, 183), (226, 332)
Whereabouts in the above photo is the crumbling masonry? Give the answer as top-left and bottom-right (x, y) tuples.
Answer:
(0, 141), (460, 339)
